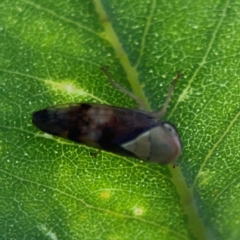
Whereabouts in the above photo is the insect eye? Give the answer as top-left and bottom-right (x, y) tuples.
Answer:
(162, 123), (177, 136)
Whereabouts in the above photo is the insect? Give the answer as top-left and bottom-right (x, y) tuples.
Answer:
(32, 67), (182, 165)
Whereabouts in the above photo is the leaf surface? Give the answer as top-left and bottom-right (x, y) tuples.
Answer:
(0, 0), (240, 239)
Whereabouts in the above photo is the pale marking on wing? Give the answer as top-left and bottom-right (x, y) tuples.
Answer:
(0, 169), (188, 240)
(192, 110), (240, 189)
(22, 0), (100, 37)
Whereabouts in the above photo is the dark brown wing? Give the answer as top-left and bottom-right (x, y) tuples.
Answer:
(32, 103), (159, 153)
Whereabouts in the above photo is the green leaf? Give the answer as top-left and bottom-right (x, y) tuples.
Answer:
(0, 0), (239, 239)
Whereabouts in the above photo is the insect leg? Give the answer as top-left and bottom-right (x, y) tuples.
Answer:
(101, 66), (144, 109)
(158, 71), (182, 118)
